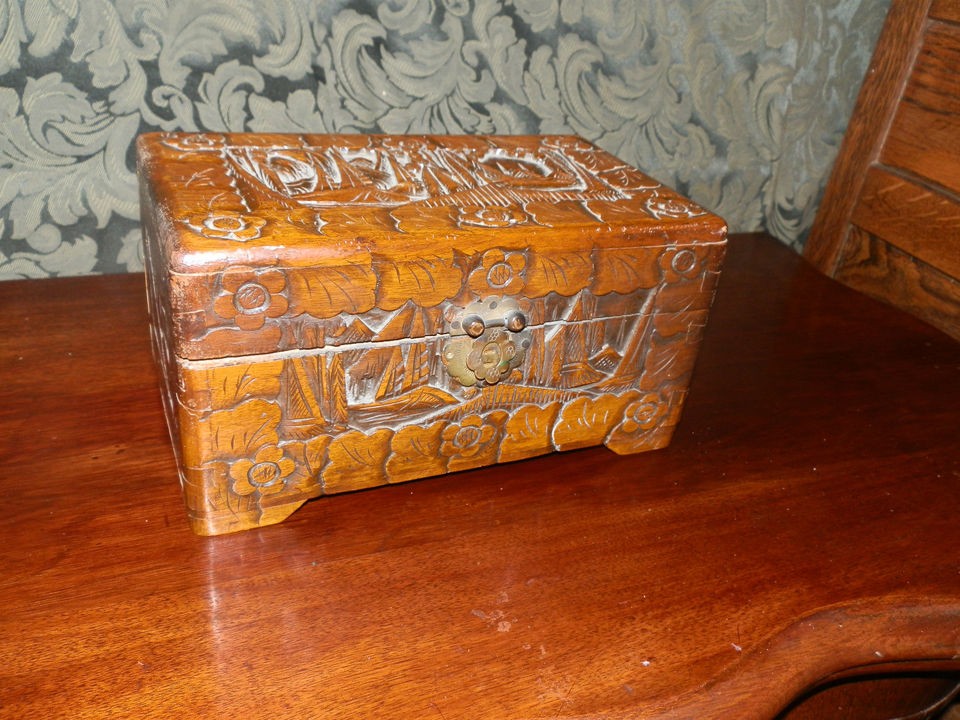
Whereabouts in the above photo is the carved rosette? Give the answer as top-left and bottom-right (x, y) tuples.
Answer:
(159, 132), (226, 152)
(644, 194), (708, 221)
(440, 413), (505, 472)
(469, 249), (527, 295)
(213, 268), (288, 330)
(457, 205), (531, 228)
(658, 247), (704, 282)
(187, 212), (266, 242)
(604, 392), (677, 455)
(228, 445), (295, 497)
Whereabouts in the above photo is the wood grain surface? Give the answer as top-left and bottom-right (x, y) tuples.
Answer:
(932, 0), (960, 24)
(1, 234), (958, 719)
(836, 226), (960, 339)
(805, 0), (932, 274)
(850, 167), (960, 279)
(882, 20), (960, 194)
(805, 0), (960, 343)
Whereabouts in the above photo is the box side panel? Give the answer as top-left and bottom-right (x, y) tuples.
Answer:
(174, 371), (324, 535)
(140, 166), (188, 484)
(171, 240), (724, 534)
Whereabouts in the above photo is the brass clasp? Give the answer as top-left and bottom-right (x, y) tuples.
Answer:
(442, 297), (530, 387)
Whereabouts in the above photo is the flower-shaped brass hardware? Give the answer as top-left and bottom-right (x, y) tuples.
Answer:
(466, 329), (519, 384)
(443, 297), (530, 387)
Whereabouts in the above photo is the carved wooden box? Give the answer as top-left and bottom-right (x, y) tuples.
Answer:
(137, 133), (727, 535)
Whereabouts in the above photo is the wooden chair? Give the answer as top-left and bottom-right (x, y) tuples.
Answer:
(805, 0), (960, 341)
(801, 3), (960, 715)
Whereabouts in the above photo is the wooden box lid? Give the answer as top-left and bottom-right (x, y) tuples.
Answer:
(138, 133), (726, 361)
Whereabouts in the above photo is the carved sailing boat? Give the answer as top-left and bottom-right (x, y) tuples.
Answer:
(596, 290), (659, 393)
(280, 354), (349, 439)
(549, 292), (607, 389)
(375, 342), (431, 401)
(349, 305), (457, 427)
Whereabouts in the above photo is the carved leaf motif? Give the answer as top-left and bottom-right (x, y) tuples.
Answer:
(185, 325), (283, 359)
(194, 361), (284, 411)
(524, 250), (592, 298)
(192, 461), (257, 517)
(637, 311), (707, 390)
(591, 247), (661, 295)
(193, 399), (281, 464)
(287, 264), (377, 319)
(386, 421), (447, 483)
(322, 428), (393, 494)
(499, 403), (562, 464)
(302, 435), (332, 476)
(280, 435), (332, 494)
(551, 393), (632, 451)
(605, 422), (673, 456)
(373, 254), (463, 310)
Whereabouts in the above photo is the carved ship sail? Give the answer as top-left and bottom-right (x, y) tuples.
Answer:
(372, 303), (431, 401)
(350, 338), (456, 428)
(596, 290), (659, 391)
(374, 342), (432, 401)
(280, 355), (348, 438)
(547, 293), (607, 389)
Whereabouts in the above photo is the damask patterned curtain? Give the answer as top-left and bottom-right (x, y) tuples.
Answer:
(0, 0), (890, 279)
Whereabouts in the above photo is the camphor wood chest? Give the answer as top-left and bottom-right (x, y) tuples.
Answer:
(138, 133), (727, 535)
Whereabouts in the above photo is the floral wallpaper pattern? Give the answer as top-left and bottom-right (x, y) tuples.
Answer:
(0, 0), (890, 279)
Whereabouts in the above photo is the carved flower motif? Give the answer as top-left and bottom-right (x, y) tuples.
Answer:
(658, 248), (702, 281)
(468, 248), (526, 295)
(187, 212), (266, 242)
(229, 445), (296, 496)
(213, 268), (288, 330)
(440, 415), (499, 460)
(644, 195), (705, 220)
(620, 394), (666, 434)
(458, 205), (529, 228)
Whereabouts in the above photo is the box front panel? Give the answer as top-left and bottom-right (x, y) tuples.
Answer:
(172, 247), (721, 534)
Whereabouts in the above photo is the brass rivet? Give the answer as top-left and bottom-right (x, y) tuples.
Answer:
(505, 311), (527, 332)
(463, 315), (485, 337)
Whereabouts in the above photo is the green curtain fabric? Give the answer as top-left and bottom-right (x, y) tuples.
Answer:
(0, 0), (890, 279)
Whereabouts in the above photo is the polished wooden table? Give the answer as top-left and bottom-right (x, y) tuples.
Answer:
(1, 234), (958, 719)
